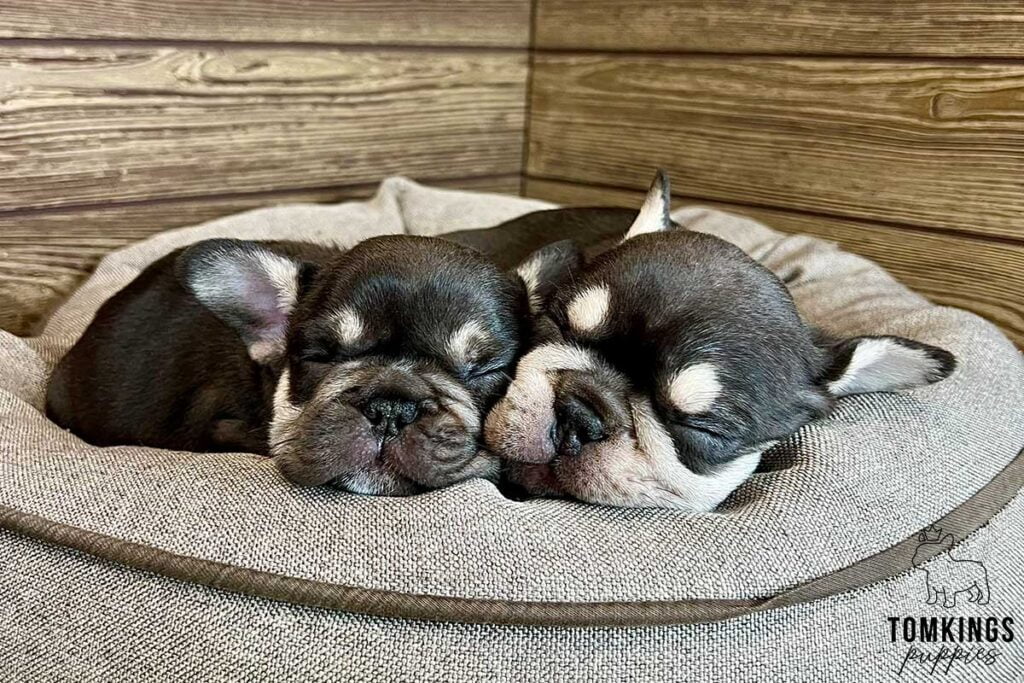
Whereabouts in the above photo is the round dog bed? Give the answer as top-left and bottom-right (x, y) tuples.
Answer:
(1, 178), (1021, 682)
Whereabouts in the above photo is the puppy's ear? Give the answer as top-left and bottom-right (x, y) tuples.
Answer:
(623, 169), (673, 241)
(176, 239), (307, 364)
(514, 239), (583, 313)
(820, 335), (956, 397)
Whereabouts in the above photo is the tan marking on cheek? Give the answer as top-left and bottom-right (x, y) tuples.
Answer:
(633, 396), (758, 511)
(631, 398), (677, 459)
(556, 433), (657, 508)
(668, 362), (722, 414)
(553, 396), (759, 511)
(567, 284), (610, 333)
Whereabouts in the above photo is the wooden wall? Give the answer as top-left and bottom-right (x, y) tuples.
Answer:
(2, 2), (1022, 347)
(0, 1), (530, 334)
(524, 1), (1024, 347)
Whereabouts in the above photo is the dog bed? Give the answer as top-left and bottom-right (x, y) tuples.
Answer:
(1, 178), (1021, 682)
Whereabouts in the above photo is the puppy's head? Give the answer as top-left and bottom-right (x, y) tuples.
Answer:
(487, 172), (956, 511)
(178, 235), (575, 495)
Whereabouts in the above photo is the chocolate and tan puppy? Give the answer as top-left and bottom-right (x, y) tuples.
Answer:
(47, 235), (571, 496)
(470, 172), (957, 511)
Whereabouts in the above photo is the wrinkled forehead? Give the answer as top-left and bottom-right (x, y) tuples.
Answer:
(321, 236), (519, 314)
(296, 236), (523, 362)
(551, 261), (754, 355)
(548, 239), (811, 382)
(548, 295), (742, 396)
(561, 230), (798, 327)
(339, 235), (503, 279)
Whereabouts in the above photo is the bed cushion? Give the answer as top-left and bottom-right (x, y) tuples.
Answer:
(0, 177), (1021, 621)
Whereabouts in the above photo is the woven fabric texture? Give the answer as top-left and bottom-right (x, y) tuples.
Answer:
(2, 492), (1020, 682)
(0, 178), (1021, 606)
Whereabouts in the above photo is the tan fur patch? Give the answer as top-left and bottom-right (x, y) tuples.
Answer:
(668, 362), (722, 414)
(445, 320), (487, 368)
(567, 285), (611, 333)
(332, 307), (364, 346)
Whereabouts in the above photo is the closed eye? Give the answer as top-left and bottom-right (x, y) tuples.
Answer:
(669, 414), (727, 440)
(464, 361), (510, 381)
(299, 349), (332, 364)
(298, 347), (354, 364)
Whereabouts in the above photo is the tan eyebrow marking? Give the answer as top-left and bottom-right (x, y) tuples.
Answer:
(668, 362), (722, 414)
(332, 307), (364, 346)
(567, 284), (610, 333)
(446, 320), (489, 367)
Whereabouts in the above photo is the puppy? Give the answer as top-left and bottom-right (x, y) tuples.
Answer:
(479, 172), (957, 511)
(47, 235), (569, 496)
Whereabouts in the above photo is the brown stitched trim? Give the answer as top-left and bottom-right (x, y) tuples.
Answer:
(1, 447), (1020, 628)
(759, 446), (1024, 612)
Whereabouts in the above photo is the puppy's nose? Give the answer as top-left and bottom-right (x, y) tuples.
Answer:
(554, 396), (605, 458)
(362, 397), (419, 439)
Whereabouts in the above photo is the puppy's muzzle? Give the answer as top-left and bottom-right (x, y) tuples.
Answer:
(553, 395), (605, 458)
(484, 342), (627, 466)
(361, 396), (422, 440)
(272, 361), (494, 494)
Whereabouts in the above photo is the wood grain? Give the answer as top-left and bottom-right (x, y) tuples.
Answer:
(0, 45), (526, 212)
(527, 54), (1024, 240)
(2, 0), (531, 47)
(535, 1), (1024, 56)
(524, 178), (1024, 348)
(0, 176), (520, 336)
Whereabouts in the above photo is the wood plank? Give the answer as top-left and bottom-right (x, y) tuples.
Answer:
(527, 54), (1024, 240)
(535, 1), (1024, 57)
(0, 45), (526, 212)
(524, 178), (1024, 349)
(0, 175), (520, 337)
(2, 0), (531, 47)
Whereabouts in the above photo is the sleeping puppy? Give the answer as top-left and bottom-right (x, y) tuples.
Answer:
(479, 172), (957, 511)
(46, 235), (568, 496)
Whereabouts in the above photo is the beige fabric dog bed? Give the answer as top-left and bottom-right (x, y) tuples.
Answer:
(1, 178), (1022, 681)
